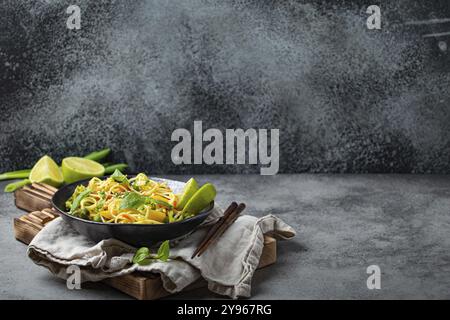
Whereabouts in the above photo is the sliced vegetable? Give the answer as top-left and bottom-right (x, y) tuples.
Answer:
(146, 210), (166, 223)
(151, 198), (173, 209)
(0, 169), (32, 181)
(4, 179), (31, 192)
(83, 148), (111, 162)
(104, 163), (128, 174)
(70, 188), (91, 213)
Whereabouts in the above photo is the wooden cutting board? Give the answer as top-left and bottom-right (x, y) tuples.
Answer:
(13, 183), (277, 300)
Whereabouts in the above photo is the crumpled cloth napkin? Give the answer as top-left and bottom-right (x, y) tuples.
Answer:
(28, 208), (295, 299)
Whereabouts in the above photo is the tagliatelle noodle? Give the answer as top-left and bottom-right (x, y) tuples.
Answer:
(66, 173), (185, 224)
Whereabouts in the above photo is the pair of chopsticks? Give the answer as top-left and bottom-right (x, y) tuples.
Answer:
(191, 202), (246, 259)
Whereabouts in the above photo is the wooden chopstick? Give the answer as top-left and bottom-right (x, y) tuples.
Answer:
(192, 202), (246, 258)
(191, 202), (237, 259)
(196, 203), (246, 257)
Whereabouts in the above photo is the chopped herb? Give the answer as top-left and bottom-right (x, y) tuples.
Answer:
(110, 169), (128, 183)
(120, 192), (147, 210)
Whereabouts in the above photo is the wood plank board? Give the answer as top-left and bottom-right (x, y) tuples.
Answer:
(13, 184), (277, 300)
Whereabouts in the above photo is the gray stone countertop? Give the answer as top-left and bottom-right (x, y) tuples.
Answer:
(1, 174), (450, 299)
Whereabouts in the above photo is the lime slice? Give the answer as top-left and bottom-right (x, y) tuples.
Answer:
(29, 155), (64, 187)
(62, 157), (105, 184)
(176, 178), (199, 210)
(182, 183), (216, 215)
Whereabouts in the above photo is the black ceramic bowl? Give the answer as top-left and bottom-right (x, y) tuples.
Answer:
(51, 176), (214, 247)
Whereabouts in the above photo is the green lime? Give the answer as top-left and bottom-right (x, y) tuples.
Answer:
(62, 157), (105, 184)
(182, 183), (216, 215)
(176, 178), (199, 210)
(29, 155), (64, 187)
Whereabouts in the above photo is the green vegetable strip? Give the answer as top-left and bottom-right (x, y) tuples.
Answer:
(70, 189), (91, 213)
(104, 163), (128, 174)
(0, 169), (32, 181)
(152, 198), (173, 209)
(4, 179), (31, 193)
(83, 148), (111, 162)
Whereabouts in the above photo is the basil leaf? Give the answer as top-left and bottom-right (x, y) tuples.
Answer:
(132, 247), (151, 265)
(70, 189), (91, 213)
(157, 240), (170, 261)
(110, 169), (128, 183)
(133, 241), (170, 266)
(138, 258), (154, 265)
(120, 192), (147, 210)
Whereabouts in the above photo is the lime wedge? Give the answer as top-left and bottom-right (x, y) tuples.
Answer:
(29, 155), (64, 187)
(62, 157), (105, 184)
(182, 183), (216, 215)
(176, 178), (199, 210)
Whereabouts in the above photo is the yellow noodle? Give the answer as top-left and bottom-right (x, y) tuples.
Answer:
(66, 173), (195, 224)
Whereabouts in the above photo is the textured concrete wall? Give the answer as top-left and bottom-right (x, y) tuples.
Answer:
(1, 0), (449, 173)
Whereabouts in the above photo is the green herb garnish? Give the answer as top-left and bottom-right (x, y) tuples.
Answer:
(110, 169), (128, 183)
(119, 192), (147, 210)
(132, 241), (170, 266)
(132, 247), (152, 265)
(156, 240), (170, 261)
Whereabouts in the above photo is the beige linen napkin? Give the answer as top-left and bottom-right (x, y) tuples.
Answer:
(27, 210), (295, 298)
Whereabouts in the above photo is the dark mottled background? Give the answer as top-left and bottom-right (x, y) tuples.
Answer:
(1, 0), (449, 174)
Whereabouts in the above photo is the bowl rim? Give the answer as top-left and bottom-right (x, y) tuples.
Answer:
(51, 175), (214, 227)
